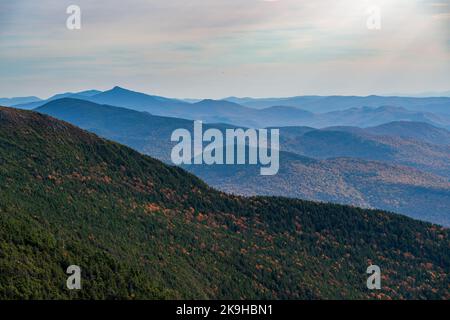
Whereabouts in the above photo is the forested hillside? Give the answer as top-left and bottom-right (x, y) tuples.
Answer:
(0, 107), (448, 299)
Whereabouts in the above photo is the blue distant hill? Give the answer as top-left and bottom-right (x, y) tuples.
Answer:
(7, 86), (450, 129)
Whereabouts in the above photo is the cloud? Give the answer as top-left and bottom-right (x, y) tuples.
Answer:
(0, 0), (449, 98)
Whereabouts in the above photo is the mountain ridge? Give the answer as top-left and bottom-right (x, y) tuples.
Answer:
(35, 98), (450, 225)
(9, 86), (450, 128)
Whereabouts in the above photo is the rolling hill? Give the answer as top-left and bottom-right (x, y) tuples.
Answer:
(364, 121), (450, 146)
(314, 106), (450, 129)
(171, 100), (314, 128)
(0, 106), (449, 299)
(13, 90), (102, 110)
(280, 127), (450, 178)
(0, 96), (42, 107)
(226, 95), (450, 115)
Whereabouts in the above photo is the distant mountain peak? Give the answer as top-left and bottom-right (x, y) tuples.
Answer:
(198, 99), (216, 103)
(110, 86), (131, 92)
(105, 86), (161, 99)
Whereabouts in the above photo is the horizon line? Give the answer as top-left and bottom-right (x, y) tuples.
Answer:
(2, 86), (450, 101)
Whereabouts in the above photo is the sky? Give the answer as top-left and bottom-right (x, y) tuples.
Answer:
(0, 0), (449, 99)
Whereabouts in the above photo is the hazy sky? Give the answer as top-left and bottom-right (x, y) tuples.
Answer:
(1, 0), (449, 99)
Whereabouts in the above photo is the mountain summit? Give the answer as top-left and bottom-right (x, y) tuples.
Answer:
(88, 86), (187, 112)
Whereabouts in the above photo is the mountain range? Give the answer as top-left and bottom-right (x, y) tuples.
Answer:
(278, 126), (450, 178)
(224, 95), (450, 115)
(325, 121), (450, 146)
(0, 96), (41, 107)
(35, 98), (450, 226)
(1, 106), (449, 299)
(8, 87), (450, 129)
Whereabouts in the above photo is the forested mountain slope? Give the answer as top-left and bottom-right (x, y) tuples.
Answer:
(0, 107), (448, 299)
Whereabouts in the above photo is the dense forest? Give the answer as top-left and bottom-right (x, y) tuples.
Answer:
(0, 106), (448, 299)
